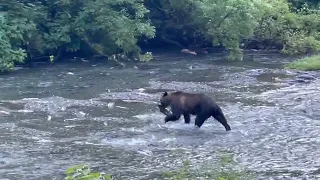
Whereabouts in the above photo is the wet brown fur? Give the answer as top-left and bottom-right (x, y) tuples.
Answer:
(158, 91), (231, 131)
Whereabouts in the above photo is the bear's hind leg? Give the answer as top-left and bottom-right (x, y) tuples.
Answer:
(183, 113), (191, 124)
(194, 113), (211, 128)
(212, 112), (231, 131)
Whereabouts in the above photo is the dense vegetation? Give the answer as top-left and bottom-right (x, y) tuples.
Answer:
(1, 0), (320, 72)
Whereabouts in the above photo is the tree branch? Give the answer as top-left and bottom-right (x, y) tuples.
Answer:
(216, 9), (237, 29)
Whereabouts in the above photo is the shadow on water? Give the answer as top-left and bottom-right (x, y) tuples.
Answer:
(0, 50), (319, 179)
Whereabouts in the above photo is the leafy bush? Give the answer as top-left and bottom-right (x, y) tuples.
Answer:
(0, 1), (37, 71)
(252, 0), (320, 55)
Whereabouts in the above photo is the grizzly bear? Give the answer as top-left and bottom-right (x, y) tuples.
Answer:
(158, 91), (231, 131)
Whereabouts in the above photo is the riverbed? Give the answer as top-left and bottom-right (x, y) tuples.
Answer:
(0, 50), (319, 179)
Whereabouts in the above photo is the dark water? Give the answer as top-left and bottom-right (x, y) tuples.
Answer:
(0, 51), (319, 179)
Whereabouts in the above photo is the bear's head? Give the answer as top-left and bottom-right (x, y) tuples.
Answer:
(159, 92), (171, 108)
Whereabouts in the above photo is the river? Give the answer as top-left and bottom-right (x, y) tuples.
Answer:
(0, 50), (319, 179)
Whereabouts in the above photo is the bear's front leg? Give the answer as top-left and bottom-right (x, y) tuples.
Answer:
(183, 113), (191, 124)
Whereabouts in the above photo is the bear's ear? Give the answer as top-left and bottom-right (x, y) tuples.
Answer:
(163, 92), (168, 97)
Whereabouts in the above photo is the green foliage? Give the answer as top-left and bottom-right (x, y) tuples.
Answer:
(72, 0), (155, 56)
(0, 1), (37, 71)
(149, 0), (266, 60)
(252, 0), (320, 55)
(64, 164), (112, 180)
(163, 160), (191, 180)
(2, 0), (320, 72)
(163, 152), (254, 180)
(0, 0), (155, 72)
(197, 0), (265, 61)
(288, 0), (320, 9)
(285, 54), (320, 71)
(49, 55), (54, 63)
(139, 52), (153, 62)
(281, 6), (320, 55)
(149, 0), (320, 60)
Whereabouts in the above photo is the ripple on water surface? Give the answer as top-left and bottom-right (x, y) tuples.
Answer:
(0, 53), (320, 179)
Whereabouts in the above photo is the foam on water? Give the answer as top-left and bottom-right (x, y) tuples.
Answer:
(1, 52), (320, 179)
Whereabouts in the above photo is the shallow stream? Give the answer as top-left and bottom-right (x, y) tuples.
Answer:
(0, 51), (319, 179)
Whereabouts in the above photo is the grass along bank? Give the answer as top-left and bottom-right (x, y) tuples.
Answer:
(63, 152), (255, 180)
(285, 55), (320, 71)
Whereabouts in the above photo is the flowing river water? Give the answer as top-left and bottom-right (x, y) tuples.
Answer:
(0, 50), (319, 180)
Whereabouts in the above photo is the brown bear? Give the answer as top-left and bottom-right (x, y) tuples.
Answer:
(158, 91), (231, 131)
